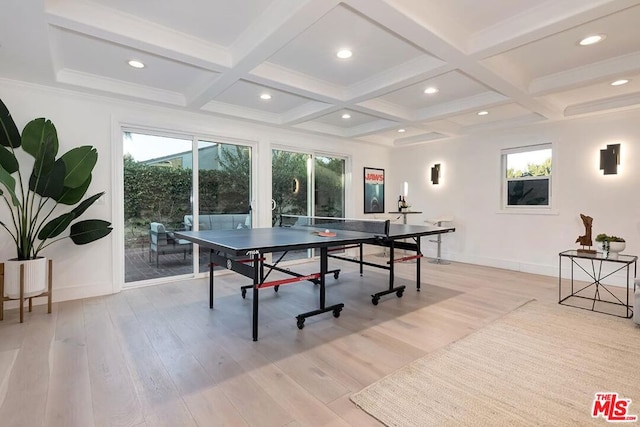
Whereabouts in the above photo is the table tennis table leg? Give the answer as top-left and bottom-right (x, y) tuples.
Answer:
(371, 240), (406, 305)
(416, 237), (421, 291)
(209, 249), (214, 309)
(252, 252), (260, 341)
(295, 247), (344, 330)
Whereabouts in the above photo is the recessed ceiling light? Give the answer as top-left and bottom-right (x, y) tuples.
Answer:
(260, 93), (272, 100)
(128, 60), (145, 69)
(397, 128), (406, 133)
(336, 49), (352, 59)
(424, 87), (439, 94)
(477, 111), (489, 116)
(610, 79), (629, 86)
(578, 34), (606, 46)
(341, 113), (351, 119)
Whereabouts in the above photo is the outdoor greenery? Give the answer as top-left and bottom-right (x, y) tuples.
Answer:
(271, 151), (344, 225)
(0, 98), (112, 260)
(124, 146), (251, 234)
(271, 151), (308, 225)
(507, 158), (552, 178)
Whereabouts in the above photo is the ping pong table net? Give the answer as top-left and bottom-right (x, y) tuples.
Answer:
(279, 215), (390, 237)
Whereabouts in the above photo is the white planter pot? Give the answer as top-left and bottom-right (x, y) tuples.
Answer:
(3, 257), (48, 299)
(598, 241), (626, 254)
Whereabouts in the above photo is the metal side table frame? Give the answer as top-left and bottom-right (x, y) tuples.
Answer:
(558, 250), (636, 318)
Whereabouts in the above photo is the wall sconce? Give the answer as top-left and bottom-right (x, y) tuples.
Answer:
(431, 163), (441, 184)
(599, 144), (620, 175)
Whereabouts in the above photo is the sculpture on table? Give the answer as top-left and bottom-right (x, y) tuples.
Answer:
(575, 213), (596, 254)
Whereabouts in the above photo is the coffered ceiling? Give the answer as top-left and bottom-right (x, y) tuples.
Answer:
(1, 0), (639, 146)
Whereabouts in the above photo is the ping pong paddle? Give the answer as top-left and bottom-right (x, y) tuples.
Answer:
(317, 229), (337, 237)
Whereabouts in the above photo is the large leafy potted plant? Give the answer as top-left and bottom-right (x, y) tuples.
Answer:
(0, 98), (112, 298)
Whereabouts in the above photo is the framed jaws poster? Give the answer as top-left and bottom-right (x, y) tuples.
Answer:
(363, 167), (385, 214)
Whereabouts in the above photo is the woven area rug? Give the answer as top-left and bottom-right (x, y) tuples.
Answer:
(351, 300), (640, 426)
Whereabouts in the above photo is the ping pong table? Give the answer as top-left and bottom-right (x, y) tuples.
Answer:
(176, 215), (455, 341)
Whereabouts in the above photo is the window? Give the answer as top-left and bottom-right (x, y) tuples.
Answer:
(502, 144), (552, 208)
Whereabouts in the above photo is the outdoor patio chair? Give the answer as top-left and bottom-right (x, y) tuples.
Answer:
(148, 222), (192, 267)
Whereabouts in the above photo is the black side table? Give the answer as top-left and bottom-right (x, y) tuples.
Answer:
(558, 250), (637, 318)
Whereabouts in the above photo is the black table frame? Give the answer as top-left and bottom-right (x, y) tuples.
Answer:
(558, 250), (637, 318)
(177, 224), (454, 341)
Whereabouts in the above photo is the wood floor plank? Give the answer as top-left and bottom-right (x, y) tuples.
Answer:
(43, 299), (94, 427)
(117, 290), (198, 427)
(0, 308), (57, 427)
(182, 385), (248, 426)
(327, 393), (384, 426)
(83, 296), (145, 427)
(218, 371), (294, 426)
(0, 349), (18, 409)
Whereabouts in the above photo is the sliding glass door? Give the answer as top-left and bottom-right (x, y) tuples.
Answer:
(271, 150), (311, 225)
(196, 141), (252, 273)
(314, 155), (345, 218)
(123, 131), (252, 284)
(272, 149), (345, 260)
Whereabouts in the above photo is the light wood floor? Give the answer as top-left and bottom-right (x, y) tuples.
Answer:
(0, 255), (629, 426)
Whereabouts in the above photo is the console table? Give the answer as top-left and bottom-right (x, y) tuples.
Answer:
(558, 250), (636, 318)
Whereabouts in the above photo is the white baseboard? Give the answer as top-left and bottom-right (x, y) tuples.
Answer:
(448, 252), (631, 288)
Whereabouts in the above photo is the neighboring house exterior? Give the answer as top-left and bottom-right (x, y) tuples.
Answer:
(143, 144), (222, 170)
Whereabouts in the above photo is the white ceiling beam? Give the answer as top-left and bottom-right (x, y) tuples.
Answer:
(344, 0), (563, 122)
(187, 0), (340, 108)
(564, 91), (640, 116)
(530, 52), (640, 95)
(45, 0), (231, 69)
(469, 0), (640, 58)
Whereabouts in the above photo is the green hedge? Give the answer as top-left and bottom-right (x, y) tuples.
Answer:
(124, 157), (249, 231)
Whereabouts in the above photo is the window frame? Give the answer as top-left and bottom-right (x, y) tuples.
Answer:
(501, 143), (553, 211)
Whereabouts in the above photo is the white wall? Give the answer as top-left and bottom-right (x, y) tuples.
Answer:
(391, 109), (640, 284)
(0, 79), (391, 302)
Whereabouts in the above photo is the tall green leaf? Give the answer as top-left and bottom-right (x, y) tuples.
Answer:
(22, 118), (58, 176)
(69, 219), (112, 245)
(38, 212), (75, 240)
(0, 99), (21, 149)
(70, 192), (103, 218)
(29, 158), (66, 199)
(0, 145), (19, 174)
(0, 167), (19, 206)
(56, 175), (91, 205)
(61, 146), (97, 188)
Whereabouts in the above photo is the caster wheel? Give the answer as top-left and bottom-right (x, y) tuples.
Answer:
(396, 290), (404, 298)
(334, 271), (340, 279)
(241, 289), (247, 299)
(296, 318), (305, 330)
(372, 296), (379, 306)
(274, 285), (280, 293)
(333, 309), (341, 318)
